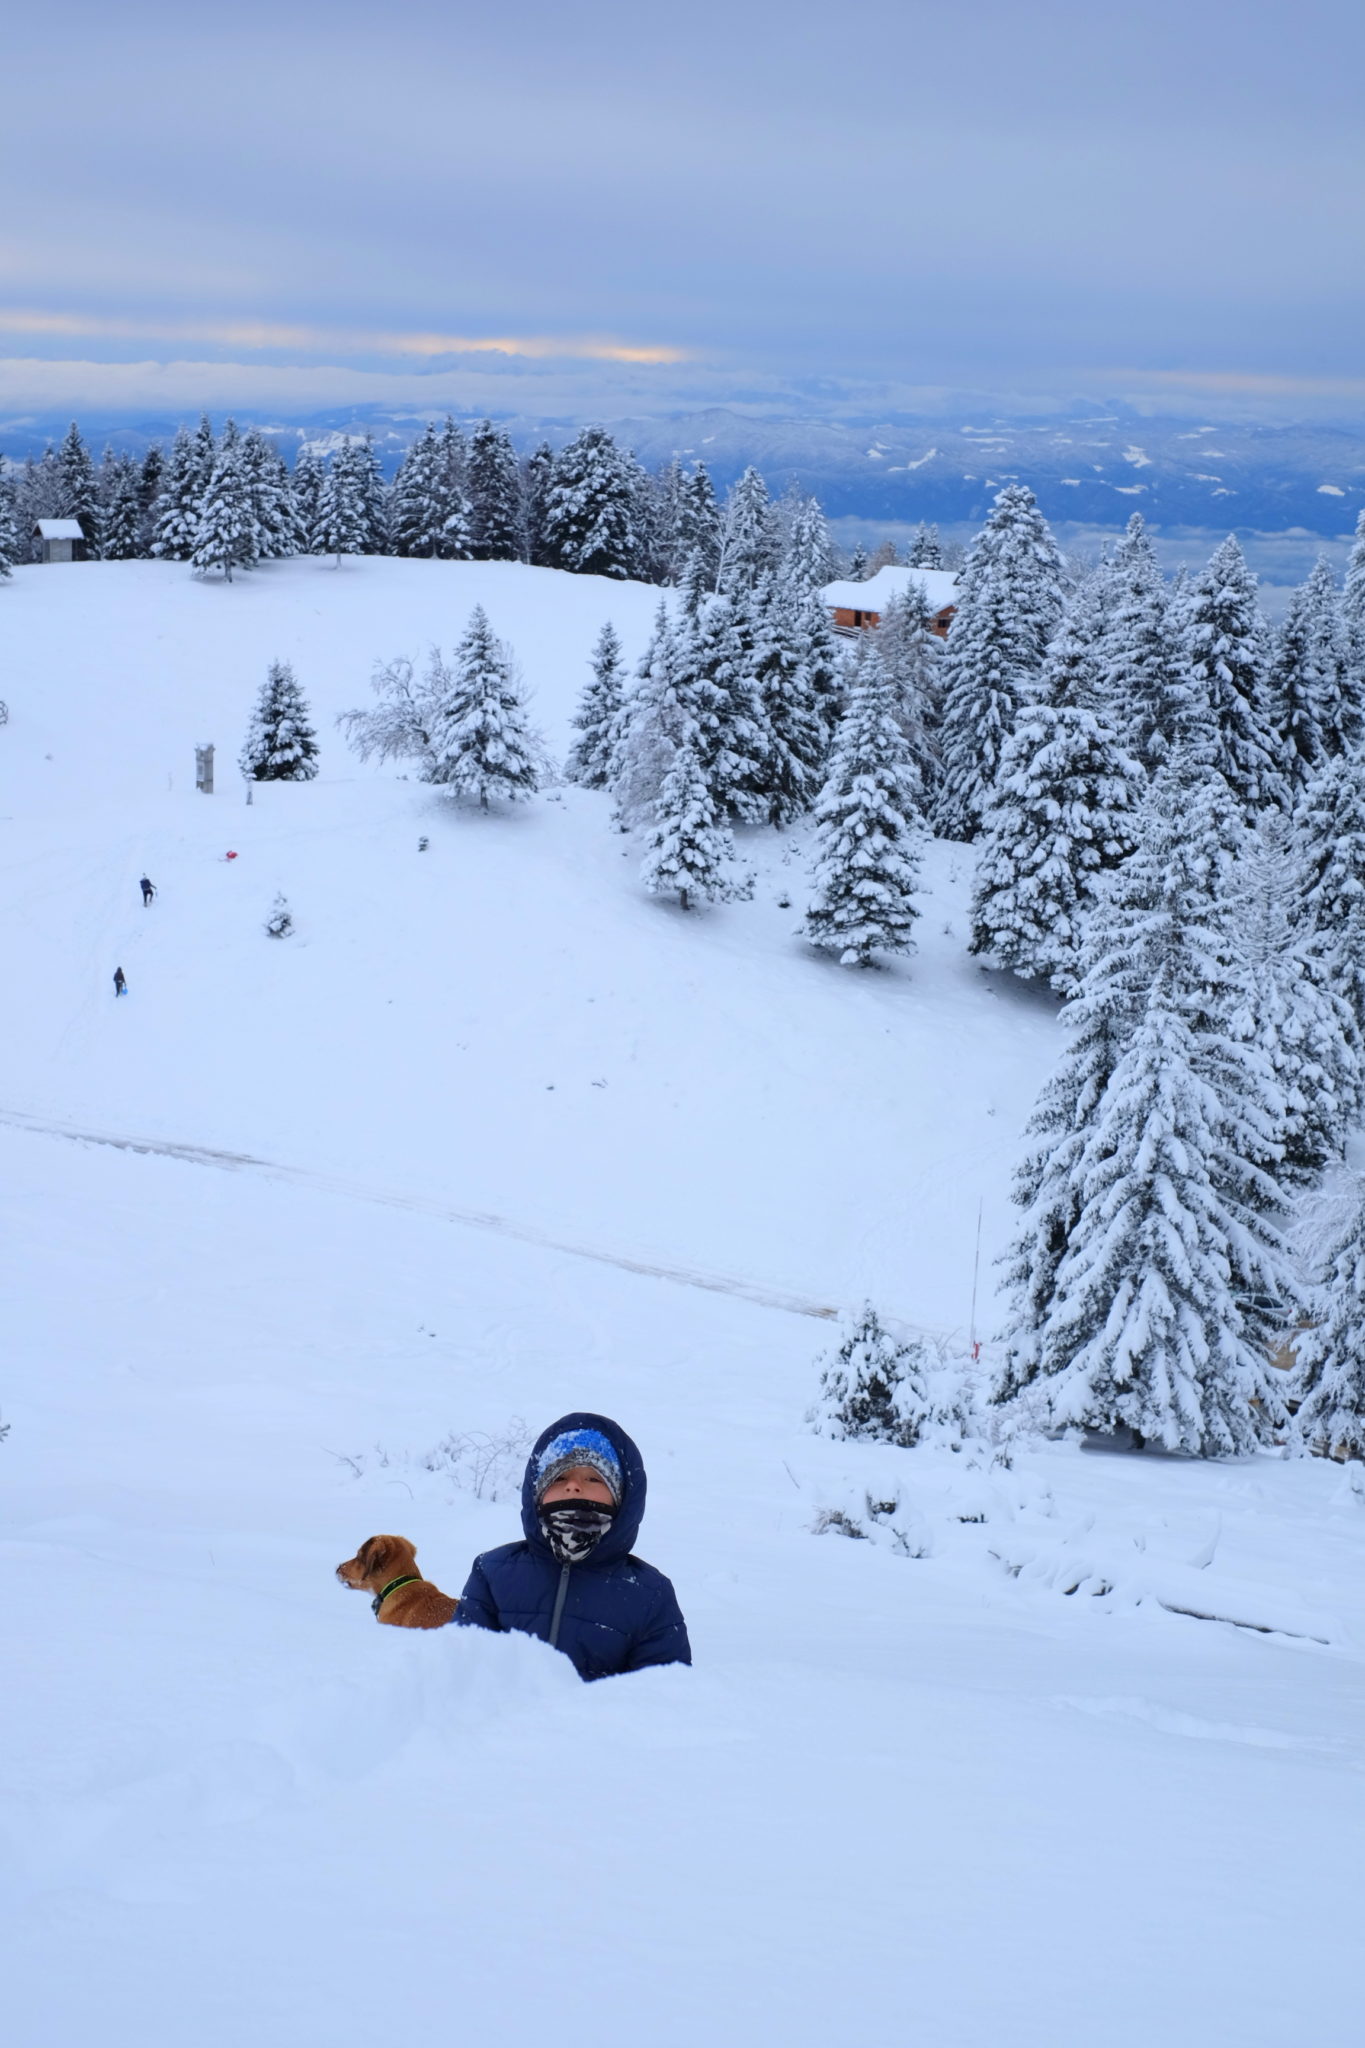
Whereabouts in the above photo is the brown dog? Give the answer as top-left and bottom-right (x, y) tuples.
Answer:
(336, 1534), (458, 1628)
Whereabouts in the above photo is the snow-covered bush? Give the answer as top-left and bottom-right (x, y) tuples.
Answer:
(265, 893), (293, 939)
(808, 1304), (967, 1449)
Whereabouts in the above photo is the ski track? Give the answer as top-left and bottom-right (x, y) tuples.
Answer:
(0, 1105), (851, 1326)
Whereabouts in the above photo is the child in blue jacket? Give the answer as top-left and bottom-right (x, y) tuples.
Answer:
(454, 1412), (691, 1681)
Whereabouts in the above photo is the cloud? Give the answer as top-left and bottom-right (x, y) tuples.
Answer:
(1102, 367), (1365, 402)
(0, 354), (742, 422)
(0, 310), (687, 366)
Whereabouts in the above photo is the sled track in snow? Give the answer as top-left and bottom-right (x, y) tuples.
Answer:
(0, 1107), (844, 1324)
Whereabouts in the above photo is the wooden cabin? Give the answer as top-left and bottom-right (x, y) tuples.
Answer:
(34, 518), (87, 563)
(821, 564), (958, 637)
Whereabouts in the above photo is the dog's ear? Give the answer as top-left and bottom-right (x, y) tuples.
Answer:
(357, 1535), (391, 1580)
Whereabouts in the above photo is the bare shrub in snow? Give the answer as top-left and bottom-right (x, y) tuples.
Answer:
(810, 1506), (868, 1539)
(341, 1419), (532, 1504)
(337, 653), (440, 771)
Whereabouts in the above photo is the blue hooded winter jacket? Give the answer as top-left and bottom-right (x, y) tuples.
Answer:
(453, 1412), (691, 1681)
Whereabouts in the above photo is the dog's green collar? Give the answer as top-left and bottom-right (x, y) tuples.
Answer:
(372, 1573), (421, 1616)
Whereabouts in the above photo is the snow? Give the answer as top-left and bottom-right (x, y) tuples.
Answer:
(821, 564), (959, 614)
(2, 555), (1362, 2046)
(34, 517), (84, 539)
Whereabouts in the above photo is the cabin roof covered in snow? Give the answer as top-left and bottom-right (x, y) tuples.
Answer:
(35, 519), (85, 540)
(820, 565), (959, 613)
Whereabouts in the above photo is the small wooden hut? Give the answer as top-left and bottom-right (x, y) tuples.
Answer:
(34, 519), (87, 563)
(821, 564), (958, 637)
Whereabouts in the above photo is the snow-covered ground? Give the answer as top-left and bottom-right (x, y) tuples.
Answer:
(2, 558), (1361, 2046)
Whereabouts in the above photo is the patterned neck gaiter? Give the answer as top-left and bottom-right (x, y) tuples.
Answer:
(539, 1499), (616, 1564)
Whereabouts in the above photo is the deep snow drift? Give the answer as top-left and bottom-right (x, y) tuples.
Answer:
(2, 557), (1361, 2048)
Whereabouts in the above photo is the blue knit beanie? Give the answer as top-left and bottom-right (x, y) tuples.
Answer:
(534, 1427), (623, 1505)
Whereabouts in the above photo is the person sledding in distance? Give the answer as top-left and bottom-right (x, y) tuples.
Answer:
(139, 875), (156, 905)
(454, 1413), (691, 1681)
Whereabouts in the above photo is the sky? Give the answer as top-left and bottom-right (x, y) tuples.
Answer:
(3, 0), (1364, 425)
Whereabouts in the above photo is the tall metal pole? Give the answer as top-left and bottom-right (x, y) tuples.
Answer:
(968, 1196), (984, 1361)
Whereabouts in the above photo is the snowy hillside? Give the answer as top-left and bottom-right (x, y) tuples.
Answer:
(2, 558), (1361, 2047)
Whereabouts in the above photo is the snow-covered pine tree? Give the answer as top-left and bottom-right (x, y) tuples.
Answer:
(781, 494), (836, 593)
(240, 661), (319, 781)
(809, 1303), (946, 1448)
(189, 414), (217, 497)
(290, 443), (325, 554)
(1224, 815), (1359, 1184)
(151, 426), (202, 560)
(718, 466), (781, 595)
(934, 484), (1066, 841)
(1295, 1178), (1365, 1461)
(14, 446), (63, 535)
(847, 544), (869, 580)
(639, 727), (736, 910)
(935, 571), (1030, 843)
(1271, 557), (1352, 784)
(875, 578), (946, 799)
(907, 522), (943, 569)
(467, 419), (524, 560)
(979, 483), (1065, 657)
(541, 426), (640, 579)
(390, 424), (472, 559)
(608, 601), (685, 827)
(241, 429), (296, 561)
(0, 465), (19, 576)
(971, 603), (1143, 996)
(438, 415), (468, 494)
(1027, 969), (1288, 1453)
(355, 434), (389, 553)
(565, 621), (627, 788)
(675, 462), (722, 587)
(743, 574), (828, 824)
(803, 635), (923, 967)
(98, 453), (144, 560)
(998, 759), (1249, 1402)
(1098, 514), (1196, 769)
(312, 443), (369, 565)
(137, 444), (163, 524)
(1296, 752), (1365, 1034)
(55, 421), (100, 554)
(427, 607), (541, 807)
(521, 441), (555, 565)
(998, 766), (1291, 1453)
(1182, 536), (1287, 815)
(636, 458), (682, 585)
(685, 587), (770, 820)
(191, 439), (256, 581)
(1342, 509), (1365, 693)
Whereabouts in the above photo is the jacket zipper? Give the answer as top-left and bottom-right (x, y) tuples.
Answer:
(548, 1563), (572, 1649)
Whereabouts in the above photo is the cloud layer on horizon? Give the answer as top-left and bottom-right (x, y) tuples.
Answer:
(3, 0), (1363, 425)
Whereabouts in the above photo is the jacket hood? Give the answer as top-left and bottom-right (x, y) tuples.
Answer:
(520, 1412), (647, 1566)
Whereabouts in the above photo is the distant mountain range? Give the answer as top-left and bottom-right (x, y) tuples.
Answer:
(4, 399), (1363, 538)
